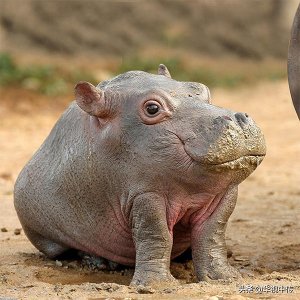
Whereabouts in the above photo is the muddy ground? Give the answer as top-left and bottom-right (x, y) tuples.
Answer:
(0, 80), (300, 299)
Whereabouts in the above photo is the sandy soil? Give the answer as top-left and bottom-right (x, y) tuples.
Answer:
(0, 80), (299, 299)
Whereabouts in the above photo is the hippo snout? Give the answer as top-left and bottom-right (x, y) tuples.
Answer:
(234, 112), (249, 128)
(222, 112), (251, 129)
(182, 110), (266, 172)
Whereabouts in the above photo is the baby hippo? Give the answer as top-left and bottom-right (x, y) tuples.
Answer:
(14, 65), (266, 286)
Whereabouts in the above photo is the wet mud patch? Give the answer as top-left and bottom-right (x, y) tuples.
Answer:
(24, 251), (197, 286)
(35, 268), (131, 285)
(21, 248), (198, 286)
(170, 261), (196, 283)
(22, 252), (132, 285)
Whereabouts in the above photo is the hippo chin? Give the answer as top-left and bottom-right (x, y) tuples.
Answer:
(14, 64), (266, 287)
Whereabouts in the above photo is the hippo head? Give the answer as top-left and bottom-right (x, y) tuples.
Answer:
(75, 64), (266, 193)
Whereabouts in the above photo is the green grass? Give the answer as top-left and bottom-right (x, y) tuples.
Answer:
(0, 52), (287, 96)
(117, 56), (286, 88)
(0, 53), (97, 96)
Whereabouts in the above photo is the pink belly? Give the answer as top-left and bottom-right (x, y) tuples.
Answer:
(77, 225), (191, 266)
(75, 192), (223, 266)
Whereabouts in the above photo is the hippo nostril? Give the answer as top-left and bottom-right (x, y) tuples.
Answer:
(235, 112), (249, 128)
(245, 113), (249, 118)
(222, 115), (232, 121)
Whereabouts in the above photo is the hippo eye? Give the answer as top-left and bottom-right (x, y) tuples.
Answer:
(146, 104), (160, 115)
(140, 99), (170, 124)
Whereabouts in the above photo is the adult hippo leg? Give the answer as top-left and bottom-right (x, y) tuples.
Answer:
(191, 186), (241, 281)
(288, 3), (300, 119)
(130, 192), (176, 287)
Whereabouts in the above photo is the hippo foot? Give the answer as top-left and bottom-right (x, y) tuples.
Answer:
(197, 263), (241, 282)
(130, 271), (178, 289)
(79, 251), (120, 271)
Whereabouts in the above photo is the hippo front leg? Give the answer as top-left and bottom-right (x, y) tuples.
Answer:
(191, 186), (241, 282)
(130, 192), (176, 287)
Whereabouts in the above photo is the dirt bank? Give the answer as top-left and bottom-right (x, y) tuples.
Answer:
(0, 0), (298, 59)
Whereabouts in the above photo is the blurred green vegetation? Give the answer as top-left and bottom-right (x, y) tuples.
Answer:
(118, 56), (287, 88)
(0, 52), (97, 96)
(0, 52), (286, 96)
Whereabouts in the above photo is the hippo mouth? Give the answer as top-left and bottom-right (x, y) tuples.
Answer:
(206, 154), (265, 170)
(169, 130), (266, 171)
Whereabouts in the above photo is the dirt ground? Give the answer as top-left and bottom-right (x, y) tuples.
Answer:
(0, 80), (300, 299)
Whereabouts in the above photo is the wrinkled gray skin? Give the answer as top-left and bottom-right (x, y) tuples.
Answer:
(288, 3), (300, 120)
(14, 65), (266, 287)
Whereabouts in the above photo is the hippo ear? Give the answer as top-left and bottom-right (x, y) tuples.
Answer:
(158, 64), (171, 78)
(75, 81), (109, 118)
